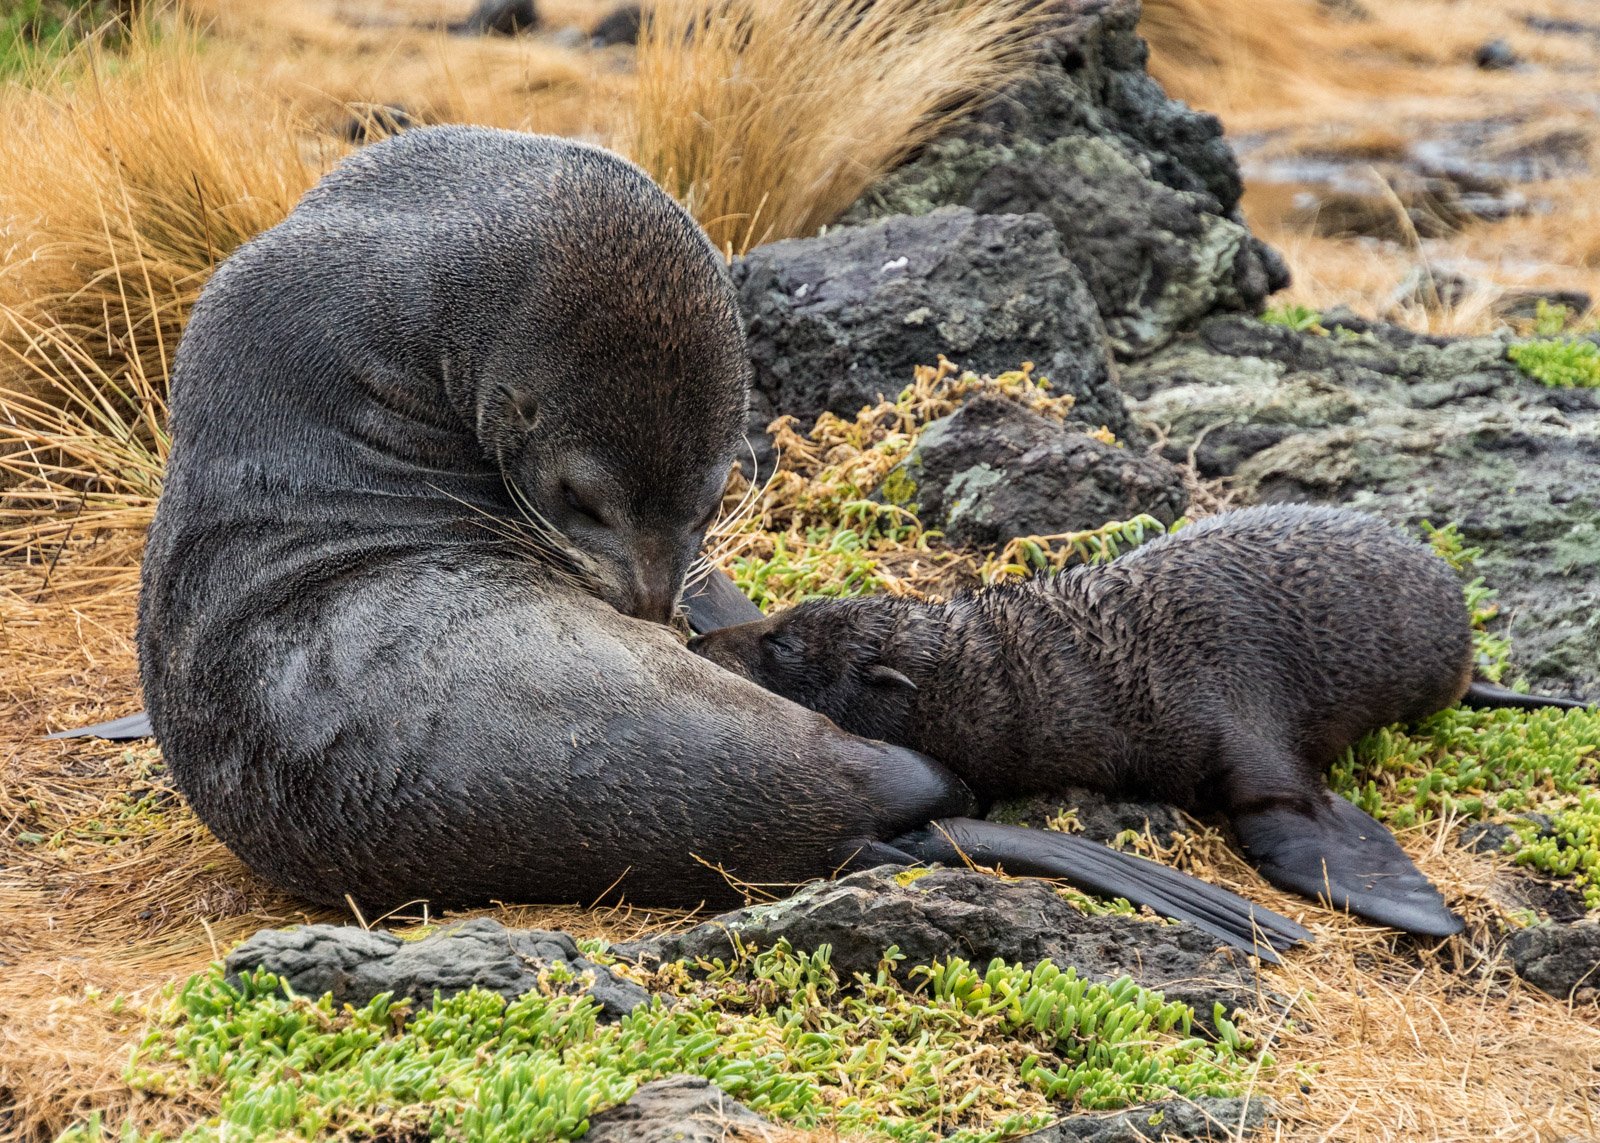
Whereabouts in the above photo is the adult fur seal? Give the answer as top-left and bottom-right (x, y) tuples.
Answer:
(691, 504), (1588, 937)
(137, 126), (1306, 957)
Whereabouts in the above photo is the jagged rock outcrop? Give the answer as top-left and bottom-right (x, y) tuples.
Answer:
(843, 0), (1288, 358)
(731, 207), (1122, 461)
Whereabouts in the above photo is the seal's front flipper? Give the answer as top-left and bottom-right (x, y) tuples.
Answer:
(682, 567), (763, 635)
(46, 711), (154, 740)
(890, 817), (1311, 963)
(1232, 795), (1463, 938)
(1461, 680), (1592, 711)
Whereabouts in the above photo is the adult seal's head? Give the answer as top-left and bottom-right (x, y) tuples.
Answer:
(162, 125), (748, 624)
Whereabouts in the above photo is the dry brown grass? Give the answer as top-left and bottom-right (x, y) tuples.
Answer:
(628, 0), (1052, 253)
(0, 23), (321, 428)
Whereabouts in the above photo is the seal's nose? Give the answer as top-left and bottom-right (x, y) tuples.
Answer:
(631, 573), (679, 626)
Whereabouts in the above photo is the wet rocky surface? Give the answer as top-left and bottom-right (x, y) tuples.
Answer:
(1121, 312), (1600, 698)
(224, 917), (649, 1017)
(616, 866), (1261, 1024)
(881, 393), (1187, 549)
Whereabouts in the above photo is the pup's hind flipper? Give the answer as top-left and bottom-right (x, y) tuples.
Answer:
(1461, 680), (1592, 711)
(1232, 795), (1463, 937)
(890, 817), (1311, 964)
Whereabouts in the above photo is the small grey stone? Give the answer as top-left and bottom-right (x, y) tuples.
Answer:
(888, 393), (1186, 549)
(1474, 39), (1519, 70)
(1021, 1096), (1270, 1141)
(585, 1076), (776, 1142)
(225, 917), (649, 1018)
(1509, 921), (1600, 999)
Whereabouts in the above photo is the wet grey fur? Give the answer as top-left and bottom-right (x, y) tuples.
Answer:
(691, 505), (1477, 934)
(137, 127), (970, 912)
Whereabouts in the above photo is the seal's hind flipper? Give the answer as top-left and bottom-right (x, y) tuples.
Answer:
(1232, 795), (1463, 938)
(1461, 680), (1592, 711)
(890, 817), (1311, 963)
(682, 567), (763, 634)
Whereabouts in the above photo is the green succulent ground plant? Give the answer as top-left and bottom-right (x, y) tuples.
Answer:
(66, 943), (1261, 1142)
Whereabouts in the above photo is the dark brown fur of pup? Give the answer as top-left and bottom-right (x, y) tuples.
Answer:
(691, 504), (1478, 934)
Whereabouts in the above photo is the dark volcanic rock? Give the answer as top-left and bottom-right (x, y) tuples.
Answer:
(225, 917), (648, 1017)
(1508, 921), (1600, 999)
(585, 1076), (775, 1142)
(1473, 38), (1519, 70)
(341, 104), (416, 145)
(884, 393), (1187, 548)
(993, 787), (1192, 847)
(618, 866), (1260, 1021)
(731, 207), (1122, 457)
(590, 3), (642, 47)
(1123, 313), (1600, 698)
(1022, 1096), (1269, 1141)
(449, 0), (538, 35)
(843, 0), (1287, 358)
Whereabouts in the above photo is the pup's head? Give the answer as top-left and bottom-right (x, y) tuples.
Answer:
(688, 599), (921, 740)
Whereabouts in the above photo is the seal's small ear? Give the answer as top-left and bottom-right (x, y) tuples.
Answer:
(866, 665), (917, 691)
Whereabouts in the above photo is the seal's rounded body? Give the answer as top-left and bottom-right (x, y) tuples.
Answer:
(137, 127), (966, 910)
(691, 504), (1477, 934)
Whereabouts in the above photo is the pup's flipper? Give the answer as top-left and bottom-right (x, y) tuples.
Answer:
(1232, 795), (1463, 938)
(891, 817), (1311, 963)
(46, 711), (154, 741)
(682, 567), (763, 635)
(1461, 680), (1592, 712)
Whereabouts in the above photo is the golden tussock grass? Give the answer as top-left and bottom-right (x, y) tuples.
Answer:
(0, 22), (322, 427)
(628, 0), (1052, 254)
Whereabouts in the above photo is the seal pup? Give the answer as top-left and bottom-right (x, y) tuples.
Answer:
(137, 126), (1305, 958)
(690, 504), (1584, 937)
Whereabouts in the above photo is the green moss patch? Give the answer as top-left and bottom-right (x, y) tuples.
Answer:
(73, 943), (1262, 1142)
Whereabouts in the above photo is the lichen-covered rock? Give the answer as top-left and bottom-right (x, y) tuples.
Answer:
(843, 0), (1287, 358)
(584, 1076), (776, 1142)
(883, 393), (1186, 548)
(617, 866), (1259, 1021)
(224, 917), (649, 1018)
(1508, 921), (1600, 1000)
(1123, 313), (1600, 698)
(1021, 1096), (1270, 1142)
(731, 207), (1122, 459)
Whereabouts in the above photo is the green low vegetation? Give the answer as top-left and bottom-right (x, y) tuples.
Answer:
(1260, 303), (1327, 334)
(69, 943), (1261, 1142)
(1508, 337), (1600, 389)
